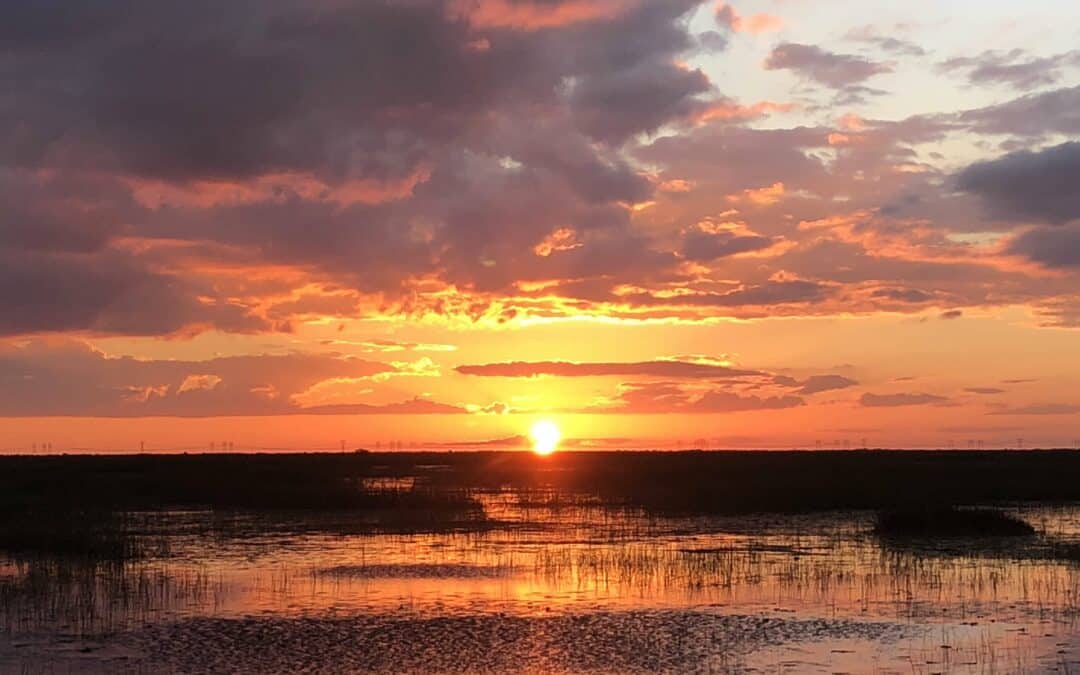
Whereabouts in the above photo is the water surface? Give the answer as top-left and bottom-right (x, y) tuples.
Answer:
(2, 491), (1078, 673)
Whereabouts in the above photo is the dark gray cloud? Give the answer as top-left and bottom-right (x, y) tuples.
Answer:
(0, 0), (707, 179)
(957, 142), (1080, 225)
(939, 49), (1079, 91)
(0, 0), (728, 334)
(958, 86), (1080, 137)
(1006, 224), (1080, 268)
(0, 249), (271, 337)
(681, 231), (775, 261)
(765, 43), (892, 88)
(568, 61), (711, 143)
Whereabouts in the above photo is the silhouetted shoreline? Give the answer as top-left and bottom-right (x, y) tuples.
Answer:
(3, 450), (1079, 517)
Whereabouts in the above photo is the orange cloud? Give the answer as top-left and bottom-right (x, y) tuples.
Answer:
(827, 132), (854, 146)
(533, 227), (584, 257)
(657, 178), (695, 193)
(692, 100), (794, 125)
(448, 0), (636, 31)
(838, 113), (867, 131)
(177, 374), (223, 394)
(128, 167), (431, 209)
(727, 182), (786, 206)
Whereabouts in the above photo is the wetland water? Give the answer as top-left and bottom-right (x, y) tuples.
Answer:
(2, 491), (1079, 674)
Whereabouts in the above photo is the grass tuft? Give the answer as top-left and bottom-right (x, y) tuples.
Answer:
(873, 507), (1035, 538)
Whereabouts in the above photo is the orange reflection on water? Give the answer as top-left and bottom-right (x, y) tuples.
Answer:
(2, 499), (1078, 673)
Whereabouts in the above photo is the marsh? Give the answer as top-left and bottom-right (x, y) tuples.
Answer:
(1, 451), (1078, 673)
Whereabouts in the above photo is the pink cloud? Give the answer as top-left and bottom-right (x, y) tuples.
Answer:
(715, 2), (783, 34)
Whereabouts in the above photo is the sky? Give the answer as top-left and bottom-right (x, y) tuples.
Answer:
(1, 0), (1079, 452)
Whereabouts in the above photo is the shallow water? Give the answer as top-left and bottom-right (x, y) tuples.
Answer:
(2, 494), (1078, 673)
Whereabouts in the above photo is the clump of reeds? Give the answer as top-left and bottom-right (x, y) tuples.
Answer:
(873, 507), (1035, 538)
(0, 510), (156, 562)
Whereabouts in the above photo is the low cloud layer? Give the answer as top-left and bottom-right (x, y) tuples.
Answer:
(859, 392), (949, 408)
(581, 381), (806, 414)
(0, 340), (462, 417)
(456, 359), (761, 378)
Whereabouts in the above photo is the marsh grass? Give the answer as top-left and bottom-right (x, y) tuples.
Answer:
(0, 558), (222, 635)
(873, 508), (1037, 538)
(0, 510), (171, 562)
(5, 450), (1080, 517)
(1, 451), (1078, 660)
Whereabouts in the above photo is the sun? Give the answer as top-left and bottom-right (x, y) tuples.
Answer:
(529, 420), (561, 456)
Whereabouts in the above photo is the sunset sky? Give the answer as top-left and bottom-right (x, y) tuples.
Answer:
(2, 0), (1079, 451)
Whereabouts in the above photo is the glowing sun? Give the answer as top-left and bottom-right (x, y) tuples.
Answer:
(529, 420), (561, 456)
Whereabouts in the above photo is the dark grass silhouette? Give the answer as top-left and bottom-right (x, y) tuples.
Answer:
(0, 511), (145, 561)
(4, 450), (1080, 513)
(872, 507), (1036, 538)
(2, 450), (1079, 560)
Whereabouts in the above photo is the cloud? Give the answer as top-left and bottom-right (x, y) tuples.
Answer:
(322, 339), (458, 353)
(681, 230), (775, 261)
(0, 247), (272, 337)
(456, 359), (762, 378)
(300, 398), (467, 416)
(988, 403), (1080, 416)
(0, 339), (466, 417)
(1, 0), (1079, 342)
(765, 43), (892, 88)
(715, 3), (783, 34)
(177, 374), (223, 394)
(447, 0), (637, 31)
(582, 381), (804, 414)
(957, 142), (1080, 225)
(795, 375), (859, 395)
(697, 30), (729, 53)
(0, 0), (721, 334)
(965, 387), (1006, 395)
(939, 49), (1080, 91)
(567, 60), (712, 143)
(871, 288), (935, 304)
(958, 85), (1080, 137)
(845, 27), (925, 57)
(859, 392), (949, 407)
(689, 390), (804, 412)
(1006, 224), (1080, 268)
